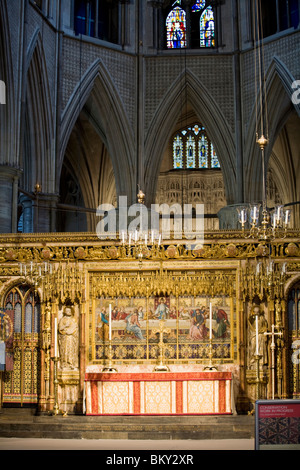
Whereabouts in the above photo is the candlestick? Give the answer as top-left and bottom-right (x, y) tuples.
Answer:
(204, 302), (218, 371)
(276, 206), (281, 221)
(285, 209), (290, 225)
(255, 315), (259, 356)
(54, 317), (58, 358)
(48, 357), (67, 416)
(209, 302), (212, 340)
(256, 262), (261, 275)
(102, 303), (117, 373)
(109, 304), (112, 341)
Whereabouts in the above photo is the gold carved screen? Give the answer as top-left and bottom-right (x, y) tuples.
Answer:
(88, 269), (237, 365)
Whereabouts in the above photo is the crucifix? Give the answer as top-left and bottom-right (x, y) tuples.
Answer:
(153, 320), (171, 372)
(264, 324), (283, 400)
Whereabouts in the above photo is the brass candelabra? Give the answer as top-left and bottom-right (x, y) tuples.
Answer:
(49, 357), (67, 416)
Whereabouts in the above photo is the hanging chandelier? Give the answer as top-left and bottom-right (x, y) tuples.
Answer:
(237, 2), (291, 242)
(238, 0), (290, 306)
(119, 188), (163, 263)
(19, 259), (85, 304)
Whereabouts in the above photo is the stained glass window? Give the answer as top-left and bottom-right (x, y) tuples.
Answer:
(172, 123), (220, 169)
(211, 143), (220, 168)
(199, 133), (209, 168)
(192, 124), (200, 135)
(200, 6), (215, 47)
(186, 134), (196, 168)
(166, 6), (187, 49)
(173, 134), (184, 168)
(192, 0), (206, 12)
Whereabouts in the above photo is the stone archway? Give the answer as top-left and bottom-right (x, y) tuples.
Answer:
(2, 284), (41, 407)
(144, 69), (236, 207)
(59, 59), (135, 210)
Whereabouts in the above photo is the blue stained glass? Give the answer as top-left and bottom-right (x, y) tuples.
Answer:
(192, 0), (206, 12)
(200, 6), (215, 47)
(173, 124), (219, 169)
(166, 7), (187, 49)
(199, 133), (209, 168)
(173, 134), (184, 168)
(211, 143), (221, 168)
(186, 134), (196, 168)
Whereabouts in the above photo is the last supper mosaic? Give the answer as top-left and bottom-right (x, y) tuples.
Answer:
(90, 294), (233, 363)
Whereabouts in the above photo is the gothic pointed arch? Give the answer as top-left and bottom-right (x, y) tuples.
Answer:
(245, 57), (300, 205)
(144, 69), (236, 205)
(22, 30), (54, 194)
(0, 0), (15, 166)
(59, 59), (135, 205)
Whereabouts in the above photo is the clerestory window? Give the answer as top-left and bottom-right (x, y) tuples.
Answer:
(166, 0), (216, 49)
(259, 0), (299, 38)
(74, 0), (120, 44)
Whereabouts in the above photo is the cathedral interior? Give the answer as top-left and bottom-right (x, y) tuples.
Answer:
(0, 0), (300, 429)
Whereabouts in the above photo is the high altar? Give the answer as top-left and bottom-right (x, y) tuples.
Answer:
(0, 230), (299, 415)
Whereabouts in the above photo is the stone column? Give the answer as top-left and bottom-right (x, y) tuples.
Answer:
(32, 192), (59, 233)
(19, 193), (33, 233)
(0, 165), (22, 233)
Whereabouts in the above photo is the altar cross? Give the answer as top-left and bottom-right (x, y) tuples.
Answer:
(152, 320), (171, 372)
(264, 324), (283, 400)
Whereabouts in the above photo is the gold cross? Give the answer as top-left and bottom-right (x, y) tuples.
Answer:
(152, 320), (171, 372)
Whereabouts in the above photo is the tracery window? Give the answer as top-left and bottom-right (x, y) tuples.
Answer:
(166, 6), (187, 48)
(191, 0), (206, 12)
(172, 123), (220, 169)
(173, 134), (184, 169)
(166, 0), (216, 49)
(74, 0), (119, 44)
(260, 0), (299, 38)
(3, 286), (41, 406)
(199, 6), (215, 47)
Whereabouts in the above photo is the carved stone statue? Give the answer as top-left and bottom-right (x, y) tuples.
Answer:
(248, 305), (268, 370)
(58, 306), (79, 370)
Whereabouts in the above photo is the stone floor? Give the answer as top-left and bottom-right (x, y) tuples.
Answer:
(0, 408), (256, 454)
(0, 437), (254, 450)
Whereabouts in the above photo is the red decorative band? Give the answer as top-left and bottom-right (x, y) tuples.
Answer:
(85, 372), (232, 382)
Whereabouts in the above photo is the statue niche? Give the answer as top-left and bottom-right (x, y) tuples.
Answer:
(58, 305), (79, 371)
